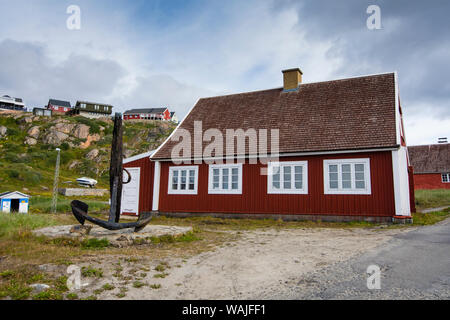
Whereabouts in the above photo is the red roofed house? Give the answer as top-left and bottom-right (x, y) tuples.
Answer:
(408, 143), (450, 190)
(123, 68), (414, 223)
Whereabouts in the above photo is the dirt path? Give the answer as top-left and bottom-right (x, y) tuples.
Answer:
(66, 226), (412, 300)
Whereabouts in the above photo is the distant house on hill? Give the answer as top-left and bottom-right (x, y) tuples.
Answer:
(0, 95), (25, 111)
(33, 107), (52, 117)
(70, 101), (113, 119)
(408, 143), (450, 189)
(47, 99), (72, 114)
(123, 108), (171, 121)
(170, 112), (179, 123)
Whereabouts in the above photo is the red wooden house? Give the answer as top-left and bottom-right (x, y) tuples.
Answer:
(123, 108), (171, 121)
(122, 69), (414, 222)
(408, 143), (450, 190)
(47, 99), (72, 114)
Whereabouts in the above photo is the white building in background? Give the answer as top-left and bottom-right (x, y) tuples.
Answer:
(0, 191), (30, 214)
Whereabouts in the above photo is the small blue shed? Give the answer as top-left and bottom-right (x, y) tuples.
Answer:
(0, 191), (30, 214)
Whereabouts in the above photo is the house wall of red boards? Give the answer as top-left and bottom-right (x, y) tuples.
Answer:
(123, 157), (154, 214)
(158, 151), (396, 217)
(414, 173), (450, 190)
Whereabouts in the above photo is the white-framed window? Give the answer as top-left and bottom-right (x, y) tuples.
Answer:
(208, 163), (243, 194)
(323, 158), (371, 195)
(442, 173), (450, 183)
(267, 161), (308, 194)
(80, 103), (86, 109)
(94, 105), (100, 110)
(168, 166), (198, 195)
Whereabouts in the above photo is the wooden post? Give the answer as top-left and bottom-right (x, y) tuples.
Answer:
(109, 113), (124, 223)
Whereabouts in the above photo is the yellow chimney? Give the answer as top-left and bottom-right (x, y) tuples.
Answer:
(282, 68), (303, 91)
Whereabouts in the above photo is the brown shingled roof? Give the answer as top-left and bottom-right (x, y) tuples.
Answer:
(152, 73), (398, 160)
(408, 144), (450, 174)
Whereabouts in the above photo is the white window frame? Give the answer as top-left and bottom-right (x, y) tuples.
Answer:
(208, 163), (243, 194)
(267, 161), (308, 194)
(323, 158), (371, 195)
(442, 173), (450, 183)
(168, 166), (198, 195)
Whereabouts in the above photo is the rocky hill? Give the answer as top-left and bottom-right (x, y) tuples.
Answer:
(0, 110), (176, 194)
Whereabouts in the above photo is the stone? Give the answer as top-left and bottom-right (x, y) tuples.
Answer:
(27, 126), (40, 139)
(85, 148), (99, 160)
(0, 125), (7, 137)
(58, 188), (108, 197)
(68, 160), (80, 170)
(116, 235), (129, 242)
(43, 130), (69, 145)
(73, 124), (90, 139)
(24, 137), (37, 146)
(20, 116), (33, 124)
(33, 225), (193, 248)
(70, 225), (92, 236)
(30, 284), (50, 293)
(54, 122), (76, 134)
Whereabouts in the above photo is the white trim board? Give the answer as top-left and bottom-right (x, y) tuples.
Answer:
(123, 150), (155, 164)
(152, 161), (161, 211)
(392, 147), (411, 216)
(153, 147), (399, 162)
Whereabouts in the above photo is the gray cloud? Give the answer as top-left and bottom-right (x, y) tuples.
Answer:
(290, 0), (450, 117)
(0, 39), (126, 107)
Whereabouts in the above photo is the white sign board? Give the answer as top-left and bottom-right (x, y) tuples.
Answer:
(121, 168), (140, 216)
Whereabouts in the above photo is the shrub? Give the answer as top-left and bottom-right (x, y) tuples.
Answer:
(81, 238), (109, 249)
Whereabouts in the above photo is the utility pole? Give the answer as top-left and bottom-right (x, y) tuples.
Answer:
(51, 148), (61, 214)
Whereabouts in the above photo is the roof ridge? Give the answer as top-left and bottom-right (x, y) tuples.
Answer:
(200, 71), (396, 100)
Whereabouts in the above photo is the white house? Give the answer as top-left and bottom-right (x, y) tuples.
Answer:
(0, 191), (30, 214)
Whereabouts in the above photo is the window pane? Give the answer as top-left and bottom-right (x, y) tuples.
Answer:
(329, 165), (338, 173)
(355, 181), (365, 189)
(273, 181), (280, 189)
(232, 168), (238, 175)
(342, 180), (351, 189)
(330, 181), (338, 189)
(341, 164), (351, 189)
(355, 172), (365, 181)
(180, 170), (186, 190)
(283, 166), (291, 189)
(294, 166), (303, 189)
(329, 173), (338, 181)
(232, 183), (238, 190)
(222, 168), (229, 189)
(189, 170), (195, 190)
(172, 173), (178, 190)
(355, 164), (365, 172)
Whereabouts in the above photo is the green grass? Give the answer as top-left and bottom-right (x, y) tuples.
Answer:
(30, 196), (109, 214)
(0, 113), (176, 195)
(415, 189), (450, 210)
(81, 266), (104, 278)
(413, 207), (450, 225)
(0, 212), (61, 238)
(81, 238), (109, 249)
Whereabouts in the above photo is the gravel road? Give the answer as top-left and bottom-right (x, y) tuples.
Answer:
(260, 218), (450, 299)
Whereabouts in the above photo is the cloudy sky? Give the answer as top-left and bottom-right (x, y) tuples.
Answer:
(0, 0), (448, 145)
